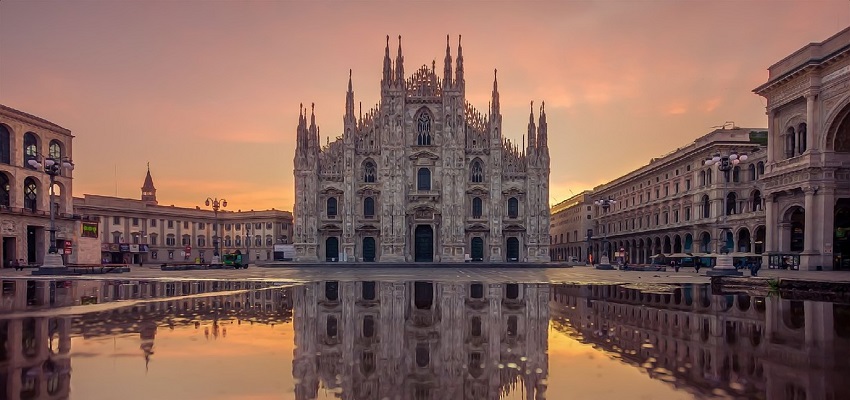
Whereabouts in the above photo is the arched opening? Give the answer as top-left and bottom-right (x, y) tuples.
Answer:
(471, 237), (484, 261)
(700, 170), (706, 186)
(726, 192), (737, 215)
(702, 195), (711, 218)
(326, 197), (337, 217)
(417, 168), (431, 191)
(699, 232), (712, 253)
(663, 236), (672, 254)
(362, 237), (376, 262)
(23, 132), (38, 169)
(416, 109), (433, 146)
(470, 159), (484, 183)
(48, 139), (63, 159)
(0, 172), (10, 207)
(786, 206), (805, 252)
(363, 159), (376, 183)
(783, 301), (805, 330)
(673, 235), (682, 253)
(506, 237), (520, 262)
(472, 197), (482, 218)
(414, 225), (433, 262)
(737, 228), (751, 253)
(684, 233), (693, 253)
(24, 177), (38, 212)
(0, 124), (10, 164)
(414, 281), (433, 309)
(748, 164), (756, 181)
(785, 126), (796, 158)
(507, 197), (519, 218)
(363, 197), (375, 218)
(751, 190), (762, 212)
(732, 166), (740, 183)
(833, 199), (850, 270)
(754, 226), (766, 254)
(325, 237), (339, 262)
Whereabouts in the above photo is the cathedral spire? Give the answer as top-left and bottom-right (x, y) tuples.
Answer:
(141, 163), (157, 205)
(395, 35), (404, 85)
(538, 101), (548, 149)
(382, 35), (392, 86)
(309, 103), (318, 149)
(455, 35), (464, 87)
(527, 101), (537, 151)
(443, 35), (452, 88)
(345, 69), (355, 122)
(491, 69), (500, 116)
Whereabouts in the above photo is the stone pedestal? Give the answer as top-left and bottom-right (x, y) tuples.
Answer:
(706, 254), (743, 276)
(34, 253), (68, 275)
(595, 255), (614, 270)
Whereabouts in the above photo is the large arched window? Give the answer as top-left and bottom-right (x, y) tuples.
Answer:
(706, 169), (713, 185)
(197, 235), (206, 247)
(23, 133), (38, 169)
(507, 197), (519, 218)
(0, 173), (9, 207)
(785, 126), (796, 159)
(416, 110), (432, 146)
(702, 195), (710, 218)
(327, 197), (338, 217)
(757, 162), (765, 175)
(699, 170), (706, 186)
(732, 166), (740, 182)
(0, 125), (10, 164)
(235, 236), (242, 247)
(363, 197), (375, 218)
(363, 160), (376, 183)
(748, 164), (756, 181)
(470, 159), (483, 183)
(417, 168), (431, 191)
(472, 197), (483, 218)
(752, 190), (762, 212)
(224, 236), (232, 247)
(726, 192), (737, 215)
(48, 140), (62, 159)
(24, 177), (37, 212)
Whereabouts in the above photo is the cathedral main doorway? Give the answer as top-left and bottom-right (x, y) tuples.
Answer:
(414, 225), (433, 262)
(471, 237), (484, 261)
(362, 237), (376, 262)
(506, 237), (519, 262)
(325, 237), (339, 262)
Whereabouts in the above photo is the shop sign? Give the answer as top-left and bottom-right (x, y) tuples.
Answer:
(119, 244), (130, 252)
(81, 222), (99, 238)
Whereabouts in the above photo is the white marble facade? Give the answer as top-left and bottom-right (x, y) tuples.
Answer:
(293, 36), (551, 263)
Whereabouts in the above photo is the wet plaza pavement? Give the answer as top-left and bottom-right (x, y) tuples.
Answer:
(1, 268), (849, 399)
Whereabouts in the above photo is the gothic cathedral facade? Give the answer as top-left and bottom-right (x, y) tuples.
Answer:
(293, 36), (550, 263)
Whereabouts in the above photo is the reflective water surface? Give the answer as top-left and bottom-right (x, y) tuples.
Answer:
(1, 278), (848, 399)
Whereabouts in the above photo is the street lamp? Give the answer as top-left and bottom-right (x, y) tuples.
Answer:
(244, 224), (251, 267)
(704, 150), (747, 276)
(29, 154), (74, 273)
(205, 197), (227, 262)
(594, 197), (617, 270)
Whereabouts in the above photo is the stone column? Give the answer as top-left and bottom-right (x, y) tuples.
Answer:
(816, 187), (836, 270)
(764, 193), (776, 266)
(801, 187), (817, 270)
(767, 109), (776, 162)
(805, 91), (817, 154)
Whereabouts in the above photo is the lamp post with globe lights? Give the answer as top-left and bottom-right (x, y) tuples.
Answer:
(704, 150), (747, 276)
(594, 197), (617, 270)
(29, 154), (74, 274)
(205, 197), (227, 263)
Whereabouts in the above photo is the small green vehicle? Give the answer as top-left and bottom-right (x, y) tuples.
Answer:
(222, 253), (248, 269)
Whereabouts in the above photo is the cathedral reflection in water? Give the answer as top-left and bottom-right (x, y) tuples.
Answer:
(292, 281), (551, 400)
(1, 278), (849, 400)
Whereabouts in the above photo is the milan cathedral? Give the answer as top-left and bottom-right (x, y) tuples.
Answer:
(293, 36), (551, 263)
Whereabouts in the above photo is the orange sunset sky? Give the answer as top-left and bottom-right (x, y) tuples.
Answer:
(2, 1), (849, 211)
